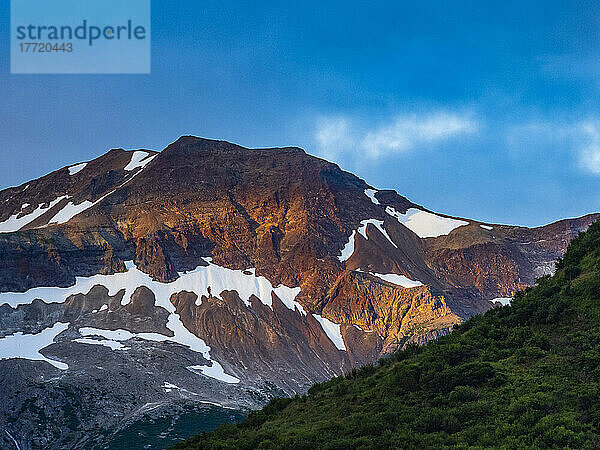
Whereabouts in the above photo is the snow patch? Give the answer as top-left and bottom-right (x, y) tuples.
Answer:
(491, 297), (511, 306)
(0, 260), (304, 315)
(385, 206), (468, 238)
(0, 196), (69, 233)
(163, 382), (180, 392)
(187, 363), (240, 384)
(68, 163), (87, 175)
(99, 304), (108, 311)
(49, 158), (157, 225)
(0, 260), (304, 384)
(358, 270), (423, 288)
(338, 218), (397, 261)
(338, 231), (357, 262)
(78, 326), (239, 383)
(79, 325), (210, 353)
(480, 224), (493, 230)
(185, 261), (305, 314)
(74, 337), (129, 351)
(364, 189), (380, 205)
(313, 314), (346, 351)
(79, 327), (168, 343)
(0, 322), (69, 370)
(48, 200), (94, 224)
(6, 153), (156, 230)
(357, 219), (397, 248)
(124, 151), (156, 171)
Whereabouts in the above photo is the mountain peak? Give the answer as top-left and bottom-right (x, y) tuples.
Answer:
(162, 135), (307, 158)
(162, 136), (249, 157)
(0, 135), (597, 449)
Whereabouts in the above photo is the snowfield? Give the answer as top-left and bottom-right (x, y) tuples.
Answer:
(385, 206), (468, 238)
(0, 322), (69, 370)
(357, 219), (398, 248)
(491, 297), (512, 306)
(364, 188), (380, 205)
(357, 270), (423, 288)
(0, 196), (68, 233)
(339, 218), (398, 261)
(76, 327), (240, 382)
(48, 199), (95, 224)
(74, 337), (129, 351)
(338, 230), (357, 262)
(0, 258), (310, 383)
(188, 364), (240, 384)
(124, 151), (156, 171)
(68, 162), (87, 175)
(49, 155), (158, 225)
(313, 314), (346, 351)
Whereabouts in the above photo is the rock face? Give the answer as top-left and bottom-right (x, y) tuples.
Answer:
(0, 137), (596, 449)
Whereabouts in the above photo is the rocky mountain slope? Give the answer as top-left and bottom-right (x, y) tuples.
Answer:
(178, 212), (600, 450)
(0, 136), (596, 448)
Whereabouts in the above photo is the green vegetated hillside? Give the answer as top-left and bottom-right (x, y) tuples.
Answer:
(174, 220), (600, 449)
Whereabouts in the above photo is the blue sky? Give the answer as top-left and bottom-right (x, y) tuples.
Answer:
(1, 0), (599, 226)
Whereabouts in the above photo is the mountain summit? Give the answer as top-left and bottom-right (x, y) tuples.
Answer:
(0, 137), (596, 448)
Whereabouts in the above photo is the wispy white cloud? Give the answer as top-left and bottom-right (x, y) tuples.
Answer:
(506, 119), (600, 176)
(313, 111), (478, 163)
(362, 112), (478, 158)
(313, 113), (600, 177)
(314, 116), (353, 161)
(577, 121), (600, 175)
